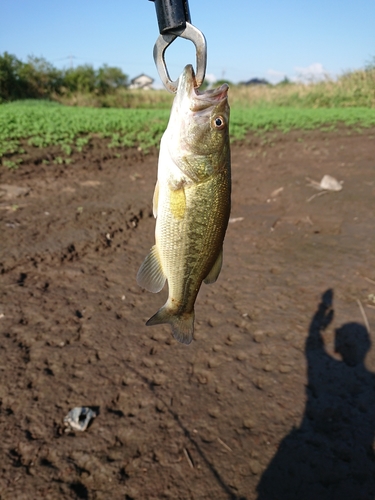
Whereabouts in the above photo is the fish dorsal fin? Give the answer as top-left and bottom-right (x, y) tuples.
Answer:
(152, 180), (159, 218)
(137, 245), (166, 293)
(203, 248), (223, 285)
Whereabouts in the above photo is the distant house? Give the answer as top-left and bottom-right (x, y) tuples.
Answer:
(129, 74), (154, 90)
(242, 78), (270, 86)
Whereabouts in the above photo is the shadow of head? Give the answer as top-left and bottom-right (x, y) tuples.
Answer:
(334, 322), (371, 367)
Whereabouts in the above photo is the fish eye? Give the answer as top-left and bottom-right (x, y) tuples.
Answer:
(213, 116), (225, 130)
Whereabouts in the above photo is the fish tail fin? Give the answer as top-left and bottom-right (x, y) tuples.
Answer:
(146, 305), (194, 345)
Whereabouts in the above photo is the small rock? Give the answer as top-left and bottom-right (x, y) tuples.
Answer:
(243, 418), (255, 429)
(151, 331), (168, 342)
(199, 427), (217, 443)
(260, 346), (271, 356)
(253, 330), (265, 343)
(253, 376), (265, 390)
(279, 365), (292, 373)
(155, 400), (165, 413)
(195, 370), (210, 385)
(142, 357), (155, 368)
(249, 459), (262, 475)
(207, 358), (221, 369)
(208, 407), (220, 419)
(236, 352), (247, 361)
(207, 317), (219, 327)
(152, 373), (167, 386)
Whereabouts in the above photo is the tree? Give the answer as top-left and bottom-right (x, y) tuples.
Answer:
(96, 65), (128, 94)
(18, 56), (63, 96)
(0, 52), (26, 100)
(63, 65), (97, 93)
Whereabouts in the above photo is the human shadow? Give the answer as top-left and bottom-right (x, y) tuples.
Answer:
(256, 289), (375, 500)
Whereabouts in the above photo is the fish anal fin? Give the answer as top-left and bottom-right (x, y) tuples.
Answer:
(204, 248), (223, 285)
(152, 180), (159, 218)
(137, 245), (166, 293)
(146, 304), (194, 345)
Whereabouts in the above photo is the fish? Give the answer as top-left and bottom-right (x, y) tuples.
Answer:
(137, 64), (231, 345)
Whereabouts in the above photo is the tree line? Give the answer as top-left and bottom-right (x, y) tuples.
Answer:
(0, 52), (129, 101)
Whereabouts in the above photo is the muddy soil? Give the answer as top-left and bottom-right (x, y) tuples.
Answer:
(1, 128), (375, 500)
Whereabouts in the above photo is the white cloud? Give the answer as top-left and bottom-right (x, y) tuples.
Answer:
(266, 69), (286, 84)
(292, 63), (329, 83)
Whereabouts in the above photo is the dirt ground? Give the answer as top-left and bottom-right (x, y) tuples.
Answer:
(1, 127), (375, 500)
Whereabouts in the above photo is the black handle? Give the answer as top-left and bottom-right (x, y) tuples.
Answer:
(149, 0), (191, 35)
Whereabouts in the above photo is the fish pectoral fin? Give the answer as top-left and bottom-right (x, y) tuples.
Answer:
(203, 248), (223, 285)
(169, 185), (186, 220)
(137, 245), (166, 293)
(146, 304), (194, 345)
(152, 180), (159, 218)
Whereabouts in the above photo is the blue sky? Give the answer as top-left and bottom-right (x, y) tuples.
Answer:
(2, 0), (374, 87)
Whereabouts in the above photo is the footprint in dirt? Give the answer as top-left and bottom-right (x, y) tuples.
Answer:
(256, 289), (375, 500)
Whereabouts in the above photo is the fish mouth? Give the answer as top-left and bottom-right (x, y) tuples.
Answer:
(176, 64), (229, 111)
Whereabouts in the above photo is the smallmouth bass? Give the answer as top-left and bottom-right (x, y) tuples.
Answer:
(137, 64), (231, 344)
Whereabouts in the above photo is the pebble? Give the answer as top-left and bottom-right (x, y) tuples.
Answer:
(235, 320), (252, 333)
(253, 330), (265, 343)
(152, 373), (167, 386)
(225, 332), (240, 345)
(249, 458), (262, 475)
(195, 370), (210, 385)
(207, 358), (221, 369)
(142, 357), (155, 368)
(236, 352), (247, 361)
(151, 331), (168, 342)
(199, 426), (217, 443)
(243, 418), (255, 429)
(260, 346), (271, 356)
(155, 400), (165, 413)
(207, 317), (219, 327)
(279, 365), (292, 373)
(253, 376), (265, 390)
(208, 407), (220, 419)
(263, 363), (273, 372)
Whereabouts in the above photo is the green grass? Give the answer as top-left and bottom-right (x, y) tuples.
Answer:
(0, 100), (170, 160)
(230, 69), (375, 109)
(1, 100), (375, 166)
(230, 106), (375, 140)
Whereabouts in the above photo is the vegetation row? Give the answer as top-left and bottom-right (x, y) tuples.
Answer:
(1, 100), (375, 169)
(1, 52), (375, 109)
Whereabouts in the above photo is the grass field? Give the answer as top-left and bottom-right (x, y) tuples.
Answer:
(1, 99), (375, 168)
(53, 68), (375, 110)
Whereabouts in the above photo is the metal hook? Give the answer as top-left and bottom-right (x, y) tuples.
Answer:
(153, 22), (207, 93)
